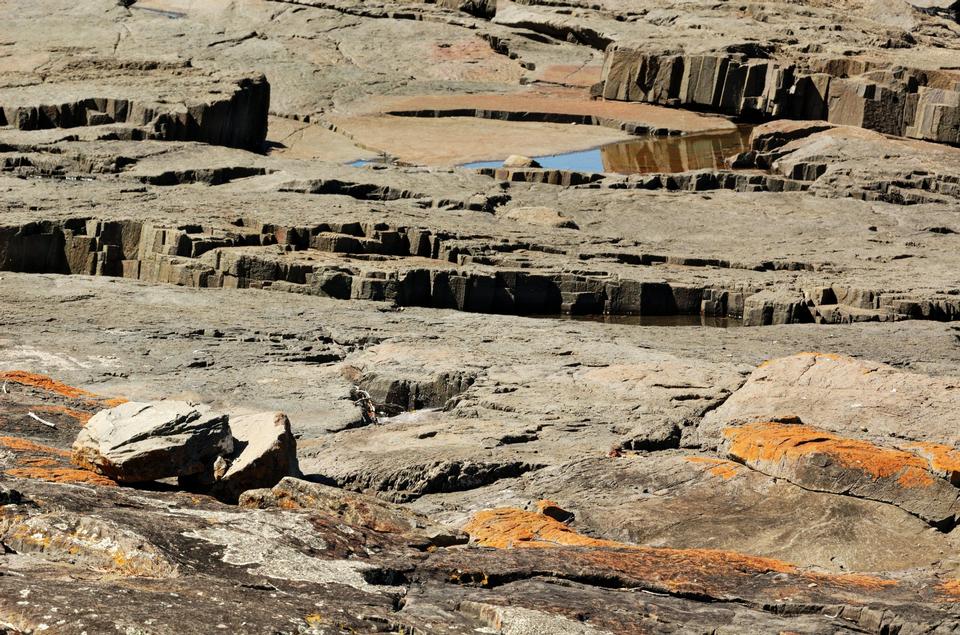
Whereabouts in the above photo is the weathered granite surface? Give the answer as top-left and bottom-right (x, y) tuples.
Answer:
(1, 0), (960, 632)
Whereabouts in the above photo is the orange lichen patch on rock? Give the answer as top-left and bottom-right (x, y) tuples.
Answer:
(460, 507), (902, 600)
(0, 370), (126, 410)
(5, 467), (117, 486)
(0, 371), (98, 400)
(0, 436), (70, 457)
(464, 508), (620, 550)
(831, 573), (899, 590)
(684, 456), (741, 480)
(723, 422), (937, 488)
(0, 436), (116, 486)
(903, 442), (960, 484)
(464, 507), (796, 576)
(938, 579), (960, 598)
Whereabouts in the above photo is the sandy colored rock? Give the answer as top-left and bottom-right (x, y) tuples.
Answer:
(502, 154), (541, 168)
(502, 206), (579, 229)
(204, 411), (300, 502)
(700, 352), (960, 448)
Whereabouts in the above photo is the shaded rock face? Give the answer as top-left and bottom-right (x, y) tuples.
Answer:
(72, 401), (233, 483)
(600, 48), (960, 145)
(193, 411), (301, 503)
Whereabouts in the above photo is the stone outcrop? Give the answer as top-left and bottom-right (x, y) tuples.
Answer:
(600, 48), (960, 145)
(200, 411), (301, 502)
(240, 476), (466, 546)
(700, 352), (960, 447)
(4, 0), (960, 630)
(721, 421), (960, 526)
(72, 401), (233, 483)
(0, 71), (270, 152)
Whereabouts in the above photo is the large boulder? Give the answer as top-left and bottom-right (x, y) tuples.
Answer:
(202, 411), (300, 502)
(699, 352), (960, 448)
(72, 401), (232, 483)
(720, 421), (960, 526)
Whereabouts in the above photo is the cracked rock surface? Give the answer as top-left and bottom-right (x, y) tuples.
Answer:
(1, 0), (960, 633)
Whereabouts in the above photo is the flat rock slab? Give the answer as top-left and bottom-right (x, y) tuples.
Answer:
(72, 400), (232, 483)
(501, 453), (960, 574)
(240, 476), (466, 546)
(721, 421), (960, 526)
(699, 352), (960, 448)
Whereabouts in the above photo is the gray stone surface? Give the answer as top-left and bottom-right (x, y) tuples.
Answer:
(72, 401), (232, 482)
(2, 0), (960, 631)
(207, 411), (300, 501)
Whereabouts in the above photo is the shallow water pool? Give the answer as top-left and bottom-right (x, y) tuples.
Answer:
(463, 125), (753, 175)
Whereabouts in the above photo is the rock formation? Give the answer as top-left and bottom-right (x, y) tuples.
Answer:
(0, 0), (959, 631)
(72, 401), (233, 482)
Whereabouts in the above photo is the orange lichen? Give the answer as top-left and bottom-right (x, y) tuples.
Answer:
(831, 573), (899, 590)
(723, 422), (937, 488)
(939, 579), (960, 598)
(464, 507), (620, 549)
(903, 442), (960, 484)
(0, 436), (70, 457)
(462, 507), (900, 595)
(5, 467), (116, 486)
(0, 370), (126, 410)
(0, 436), (116, 486)
(684, 456), (741, 480)
(0, 371), (98, 399)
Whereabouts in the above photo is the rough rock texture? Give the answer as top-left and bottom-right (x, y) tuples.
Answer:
(721, 421), (960, 526)
(240, 476), (466, 546)
(701, 352), (960, 446)
(72, 401), (233, 482)
(2, 0), (960, 631)
(204, 411), (300, 502)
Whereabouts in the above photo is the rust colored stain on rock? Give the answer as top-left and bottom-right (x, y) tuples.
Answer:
(723, 422), (937, 488)
(684, 456), (741, 479)
(464, 507), (618, 549)
(940, 579), (960, 598)
(904, 442), (960, 485)
(0, 371), (126, 409)
(461, 507), (899, 597)
(0, 435), (116, 486)
(1, 371), (100, 400)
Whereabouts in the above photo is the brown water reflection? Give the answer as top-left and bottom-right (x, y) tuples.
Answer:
(601, 125), (753, 174)
(535, 314), (743, 328)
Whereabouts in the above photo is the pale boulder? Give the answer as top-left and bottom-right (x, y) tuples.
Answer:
(72, 401), (232, 483)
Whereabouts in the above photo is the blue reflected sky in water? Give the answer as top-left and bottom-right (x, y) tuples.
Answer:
(463, 148), (604, 172)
